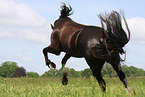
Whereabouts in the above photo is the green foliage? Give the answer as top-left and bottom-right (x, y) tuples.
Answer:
(41, 69), (60, 78)
(102, 64), (117, 78)
(59, 67), (81, 78)
(68, 68), (79, 77)
(122, 65), (145, 77)
(0, 61), (145, 78)
(122, 65), (130, 77)
(26, 72), (39, 78)
(40, 64), (145, 78)
(81, 68), (92, 78)
(41, 67), (81, 78)
(0, 61), (19, 78)
(102, 64), (145, 78)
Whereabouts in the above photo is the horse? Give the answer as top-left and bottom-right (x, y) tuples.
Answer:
(43, 3), (131, 92)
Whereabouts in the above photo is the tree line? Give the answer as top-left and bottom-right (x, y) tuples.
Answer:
(0, 61), (145, 78)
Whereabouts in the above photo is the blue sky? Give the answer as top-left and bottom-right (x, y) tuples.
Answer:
(0, 0), (145, 75)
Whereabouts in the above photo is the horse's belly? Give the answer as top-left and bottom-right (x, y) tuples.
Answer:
(61, 45), (83, 58)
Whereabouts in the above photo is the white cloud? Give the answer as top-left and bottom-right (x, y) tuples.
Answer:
(0, 0), (47, 27)
(0, 0), (51, 44)
(126, 17), (145, 42)
(18, 27), (50, 44)
(16, 54), (34, 63)
(0, 26), (51, 44)
(0, 27), (13, 38)
(1, 0), (144, 45)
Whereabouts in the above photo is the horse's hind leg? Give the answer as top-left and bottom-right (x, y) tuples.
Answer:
(111, 62), (136, 94)
(111, 62), (129, 90)
(61, 54), (70, 85)
(85, 58), (106, 92)
(43, 45), (60, 69)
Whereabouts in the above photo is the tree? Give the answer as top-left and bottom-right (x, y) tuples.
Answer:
(59, 67), (79, 78)
(40, 65), (145, 78)
(81, 68), (92, 78)
(0, 61), (19, 78)
(41, 69), (60, 78)
(103, 64), (122, 77)
(27, 72), (39, 78)
(122, 65), (130, 77)
(13, 67), (26, 77)
(102, 64), (117, 78)
(69, 68), (79, 77)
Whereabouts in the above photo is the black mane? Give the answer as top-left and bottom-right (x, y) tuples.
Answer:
(60, 3), (73, 18)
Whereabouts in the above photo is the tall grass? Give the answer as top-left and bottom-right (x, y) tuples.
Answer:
(0, 77), (145, 97)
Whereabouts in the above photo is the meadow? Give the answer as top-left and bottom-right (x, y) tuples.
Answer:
(0, 77), (145, 97)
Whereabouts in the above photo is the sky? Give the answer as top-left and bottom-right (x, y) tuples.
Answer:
(0, 0), (145, 75)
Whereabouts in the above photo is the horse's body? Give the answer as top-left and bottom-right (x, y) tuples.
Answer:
(52, 17), (104, 57)
(43, 4), (131, 92)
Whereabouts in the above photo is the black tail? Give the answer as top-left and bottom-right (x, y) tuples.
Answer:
(99, 11), (130, 55)
(99, 11), (130, 48)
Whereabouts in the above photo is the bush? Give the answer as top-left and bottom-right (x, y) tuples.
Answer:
(13, 67), (26, 77)
(27, 72), (39, 78)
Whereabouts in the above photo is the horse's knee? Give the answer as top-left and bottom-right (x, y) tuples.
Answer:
(43, 46), (60, 55)
(43, 47), (48, 56)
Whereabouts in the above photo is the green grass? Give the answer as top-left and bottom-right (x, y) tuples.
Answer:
(0, 77), (145, 97)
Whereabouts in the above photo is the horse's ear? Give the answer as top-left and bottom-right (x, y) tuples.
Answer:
(50, 24), (54, 30)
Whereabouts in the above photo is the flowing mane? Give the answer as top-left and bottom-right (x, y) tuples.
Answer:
(60, 3), (73, 18)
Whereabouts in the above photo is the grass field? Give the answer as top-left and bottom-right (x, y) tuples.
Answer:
(0, 76), (145, 97)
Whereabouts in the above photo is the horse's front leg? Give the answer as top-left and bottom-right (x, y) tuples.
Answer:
(61, 54), (70, 85)
(43, 45), (60, 69)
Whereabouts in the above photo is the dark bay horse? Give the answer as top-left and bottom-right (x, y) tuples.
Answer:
(43, 4), (131, 92)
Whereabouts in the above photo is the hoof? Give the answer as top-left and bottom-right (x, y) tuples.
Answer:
(49, 62), (56, 69)
(46, 62), (56, 69)
(62, 77), (68, 85)
(126, 87), (136, 95)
